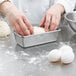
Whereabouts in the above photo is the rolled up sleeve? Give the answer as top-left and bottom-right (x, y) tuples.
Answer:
(55, 0), (76, 13)
(0, 0), (4, 3)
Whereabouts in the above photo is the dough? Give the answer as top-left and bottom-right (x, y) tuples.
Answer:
(0, 21), (10, 37)
(33, 26), (45, 35)
(47, 49), (61, 62)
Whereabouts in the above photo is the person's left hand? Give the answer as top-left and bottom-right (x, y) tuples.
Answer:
(40, 4), (64, 32)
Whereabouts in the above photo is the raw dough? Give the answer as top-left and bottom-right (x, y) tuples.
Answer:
(47, 49), (61, 62)
(33, 26), (45, 35)
(0, 21), (10, 37)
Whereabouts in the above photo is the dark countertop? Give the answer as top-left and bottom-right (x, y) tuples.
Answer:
(0, 21), (76, 76)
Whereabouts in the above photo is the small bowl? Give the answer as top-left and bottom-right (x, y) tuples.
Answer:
(65, 12), (76, 32)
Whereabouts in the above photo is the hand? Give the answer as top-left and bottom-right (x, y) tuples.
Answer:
(40, 4), (64, 32)
(2, 2), (34, 36)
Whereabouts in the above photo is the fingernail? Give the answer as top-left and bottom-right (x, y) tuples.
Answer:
(44, 28), (47, 32)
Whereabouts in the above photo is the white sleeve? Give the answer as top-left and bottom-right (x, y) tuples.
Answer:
(0, 0), (13, 3)
(55, 0), (76, 13)
(9, 0), (13, 3)
(0, 0), (4, 3)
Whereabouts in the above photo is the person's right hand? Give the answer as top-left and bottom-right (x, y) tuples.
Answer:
(6, 4), (34, 36)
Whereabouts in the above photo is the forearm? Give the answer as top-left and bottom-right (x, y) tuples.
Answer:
(0, 1), (16, 15)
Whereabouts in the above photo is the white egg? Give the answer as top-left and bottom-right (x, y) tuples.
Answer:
(33, 26), (45, 35)
(47, 49), (61, 62)
(59, 45), (75, 64)
(61, 51), (75, 64)
(0, 21), (10, 37)
(59, 45), (73, 53)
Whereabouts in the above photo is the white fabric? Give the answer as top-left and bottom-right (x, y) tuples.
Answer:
(10, 0), (75, 24)
(0, 0), (5, 3)
(55, 0), (76, 13)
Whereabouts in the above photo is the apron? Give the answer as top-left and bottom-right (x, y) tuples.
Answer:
(11, 0), (54, 25)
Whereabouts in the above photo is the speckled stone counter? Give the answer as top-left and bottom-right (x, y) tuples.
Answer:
(0, 21), (76, 76)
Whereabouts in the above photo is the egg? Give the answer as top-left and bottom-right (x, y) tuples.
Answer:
(33, 26), (45, 35)
(61, 51), (75, 64)
(47, 49), (61, 62)
(59, 45), (73, 52)
(59, 45), (75, 64)
(0, 21), (10, 37)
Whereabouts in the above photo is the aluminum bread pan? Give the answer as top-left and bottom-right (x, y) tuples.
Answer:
(14, 29), (61, 47)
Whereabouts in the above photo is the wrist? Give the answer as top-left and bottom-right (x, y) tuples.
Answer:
(0, 0), (10, 5)
(0, 1), (13, 15)
(56, 4), (65, 14)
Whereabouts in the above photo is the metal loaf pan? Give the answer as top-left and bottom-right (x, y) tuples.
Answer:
(14, 29), (61, 48)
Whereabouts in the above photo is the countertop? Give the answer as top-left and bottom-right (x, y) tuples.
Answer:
(0, 20), (76, 76)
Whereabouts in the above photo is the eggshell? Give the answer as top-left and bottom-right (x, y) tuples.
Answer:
(59, 45), (73, 53)
(47, 49), (61, 62)
(61, 51), (75, 64)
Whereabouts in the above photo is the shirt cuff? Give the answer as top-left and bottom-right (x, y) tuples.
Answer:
(55, 0), (75, 13)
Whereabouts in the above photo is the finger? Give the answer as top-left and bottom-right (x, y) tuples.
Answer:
(17, 19), (30, 36)
(10, 23), (19, 34)
(53, 16), (60, 30)
(45, 14), (51, 32)
(12, 23), (18, 33)
(22, 16), (34, 34)
(50, 15), (56, 31)
(15, 23), (24, 36)
(54, 24), (58, 30)
(53, 22), (58, 30)
(40, 16), (46, 27)
(9, 21), (24, 36)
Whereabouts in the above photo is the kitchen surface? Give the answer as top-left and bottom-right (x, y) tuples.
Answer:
(0, 19), (76, 76)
